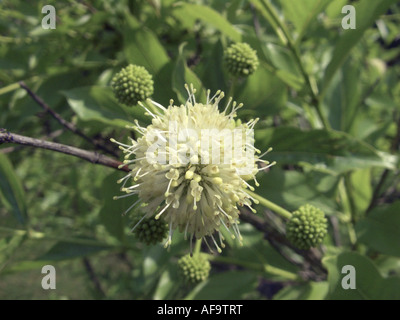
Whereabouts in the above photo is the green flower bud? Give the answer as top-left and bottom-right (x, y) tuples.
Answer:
(286, 204), (328, 250)
(111, 64), (154, 106)
(132, 216), (168, 245)
(224, 42), (259, 77)
(178, 253), (211, 285)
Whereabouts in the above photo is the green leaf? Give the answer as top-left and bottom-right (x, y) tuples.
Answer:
(323, 251), (400, 300)
(185, 270), (258, 300)
(322, 58), (362, 131)
(255, 127), (397, 174)
(62, 86), (148, 128)
(172, 3), (242, 42)
(355, 201), (400, 257)
(153, 266), (179, 300)
(273, 281), (329, 300)
(98, 172), (131, 243)
(322, 0), (398, 98)
(222, 224), (299, 277)
(123, 16), (169, 75)
(172, 43), (206, 104)
(198, 40), (228, 94)
(236, 64), (287, 117)
(325, 0), (347, 18)
(142, 245), (170, 278)
(11, 72), (83, 128)
(1, 259), (54, 275)
(256, 167), (338, 214)
(37, 240), (111, 261)
(375, 256), (400, 277)
(349, 169), (372, 215)
(135, 245), (171, 297)
(275, 69), (304, 91)
(0, 233), (27, 272)
(250, 0), (285, 43)
(281, 0), (331, 44)
(262, 43), (303, 90)
(0, 154), (28, 225)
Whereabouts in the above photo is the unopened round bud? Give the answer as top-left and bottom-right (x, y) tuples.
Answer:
(111, 64), (154, 106)
(224, 43), (259, 77)
(178, 253), (211, 285)
(132, 216), (168, 245)
(286, 204), (328, 250)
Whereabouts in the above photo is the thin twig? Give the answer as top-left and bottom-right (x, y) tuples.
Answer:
(367, 112), (400, 213)
(367, 169), (389, 213)
(0, 129), (63, 154)
(82, 258), (106, 298)
(19, 81), (118, 157)
(0, 129), (130, 172)
(250, 3), (261, 37)
(329, 215), (341, 247)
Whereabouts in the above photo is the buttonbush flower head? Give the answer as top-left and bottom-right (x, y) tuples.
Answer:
(178, 253), (211, 285)
(131, 216), (168, 245)
(224, 42), (259, 77)
(112, 84), (273, 252)
(286, 204), (328, 250)
(111, 64), (154, 106)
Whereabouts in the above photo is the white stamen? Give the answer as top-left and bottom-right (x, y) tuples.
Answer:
(138, 101), (157, 118)
(130, 213), (147, 232)
(155, 202), (171, 220)
(124, 198), (142, 216)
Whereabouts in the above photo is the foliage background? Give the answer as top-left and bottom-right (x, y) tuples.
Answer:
(0, 0), (399, 300)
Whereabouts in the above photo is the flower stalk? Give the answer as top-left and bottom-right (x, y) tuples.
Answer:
(208, 254), (300, 281)
(246, 189), (292, 220)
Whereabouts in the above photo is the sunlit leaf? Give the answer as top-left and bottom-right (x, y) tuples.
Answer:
(123, 15), (170, 75)
(62, 86), (148, 128)
(172, 3), (242, 42)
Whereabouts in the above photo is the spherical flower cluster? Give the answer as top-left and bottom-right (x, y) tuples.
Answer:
(224, 43), (259, 77)
(131, 216), (168, 245)
(286, 204), (328, 250)
(178, 253), (211, 284)
(112, 85), (273, 251)
(111, 64), (154, 106)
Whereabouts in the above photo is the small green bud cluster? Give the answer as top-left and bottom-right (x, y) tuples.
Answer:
(286, 204), (328, 250)
(178, 253), (211, 285)
(111, 64), (154, 106)
(224, 43), (259, 77)
(132, 216), (168, 245)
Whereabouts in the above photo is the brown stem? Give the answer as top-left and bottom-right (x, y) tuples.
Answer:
(366, 169), (389, 213)
(82, 258), (106, 298)
(250, 3), (261, 37)
(367, 112), (400, 213)
(19, 81), (117, 157)
(0, 129), (130, 172)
